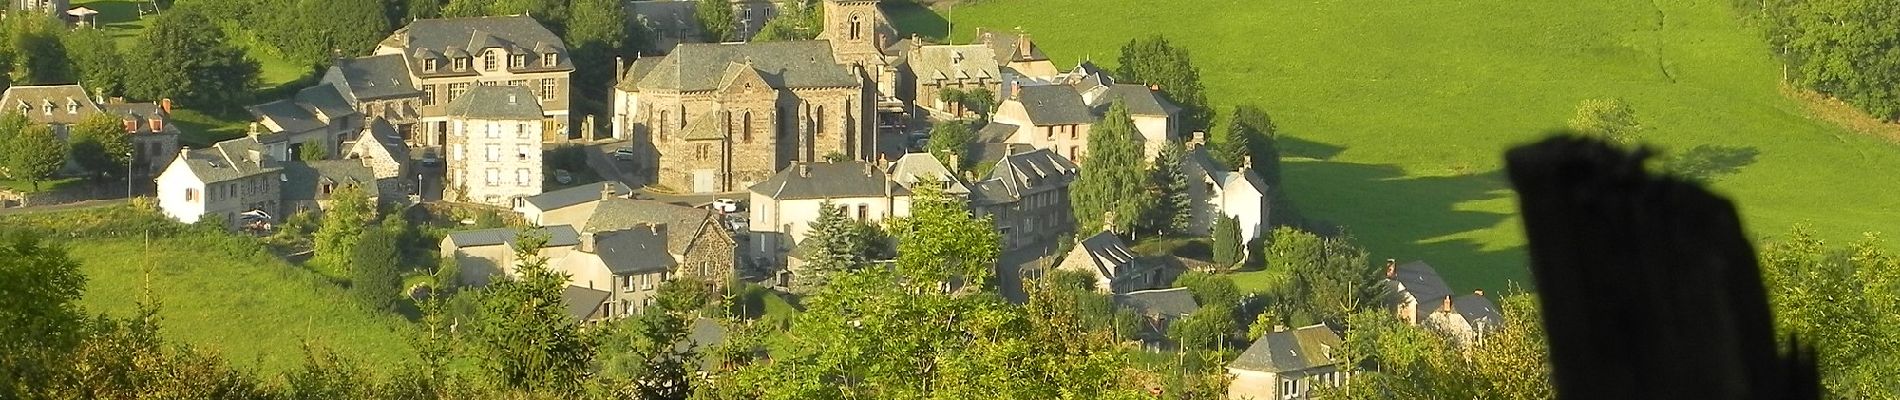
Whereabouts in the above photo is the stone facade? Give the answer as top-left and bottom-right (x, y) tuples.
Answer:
(371, 16), (575, 145)
(445, 87), (546, 206)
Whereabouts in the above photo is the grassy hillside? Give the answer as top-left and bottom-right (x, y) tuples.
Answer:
(897, 0), (1900, 292)
(65, 235), (416, 374)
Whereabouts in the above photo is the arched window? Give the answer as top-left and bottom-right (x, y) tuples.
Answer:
(659, 110), (669, 136)
(742, 111), (753, 142)
(815, 105), (826, 136)
(849, 15), (862, 40)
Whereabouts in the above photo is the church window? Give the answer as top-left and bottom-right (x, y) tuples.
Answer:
(850, 15), (862, 40)
(742, 111), (753, 143)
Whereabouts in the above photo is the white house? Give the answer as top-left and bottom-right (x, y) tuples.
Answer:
(1227, 324), (1348, 400)
(1183, 137), (1270, 244)
(748, 160), (913, 276)
(512, 181), (633, 226)
(445, 86), (545, 206)
(154, 137), (283, 227)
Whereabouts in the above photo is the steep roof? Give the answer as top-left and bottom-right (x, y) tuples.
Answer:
(1086, 84), (1181, 117)
(279, 160), (379, 201)
(1116, 287), (1200, 318)
(628, 0), (700, 46)
(581, 198), (727, 256)
(387, 16), (570, 68)
(445, 86), (543, 120)
(630, 41), (858, 91)
(885, 153), (969, 195)
(979, 30), (1050, 65)
(973, 147), (1075, 204)
(351, 118), (410, 162)
(518, 181), (633, 212)
(178, 137), (280, 184)
(1014, 85), (1094, 125)
(750, 161), (912, 200)
(0, 84), (102, 125)
(561, 285), (611, 321)
(1451, 293), (1505, 331)
(907, 44), (1000, 83)
(329, 54), (422, 101)
(296, 84), (359, 121)
(1387, 260), (1453, 317)
(442, 225), (582, 248)
(1229, 324), (1345, 373)
(974, 121), (1019, 143)
(677, 110), (729, 140)
(584, 226), (678, 275)
(1071, 230), (1139, 280)
(615, 57), (665, 90)
(247, 98), (325, 134)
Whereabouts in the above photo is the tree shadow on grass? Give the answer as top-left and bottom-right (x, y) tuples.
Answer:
(1660, 144), (1759, 183)
(884, 1), (949, 40)
(1282, 160), (1531, 293)
(1279, 135), (1347, 161)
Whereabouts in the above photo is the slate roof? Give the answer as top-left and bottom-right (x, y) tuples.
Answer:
(1451, 293), (1504, 331)
(518, 181), (633, 212)
(1085, 84), (1181, 117)
(179, 137), (279, 184)
(630, 41), (858, 91)
(885, 153), (969, 195)
(386, 16), (570, 71)
(628, 0), (700, 44)
(974, 121), (1019, 143)
(442, 225), (583, 248)
(297, 84), (359, 121)
(615, 57), (664, 90)
(351, 118), (409, 161)
(1071, 230), (1139, 280)
(581, 198), (725, 255)
(445, 86), (543, 120)
(1229, 324), (1345, 373)
(751, 161), (913, 201)
(247, 98), (325, 134)
(1014, 85), (1094, 125)
(979, 30), (1050, 65)
(279, 160), (379, 201)
(972, 148), (1075, 204)
(562, 285), (611, 320)
(584, 227), (677, 274)
(908, 44), (1000, 83)
(1116, 287), (1200, 318)
(1387, 260), (1453, 317)
(329, 54), (422, 101)
(0, 84), (102, 125)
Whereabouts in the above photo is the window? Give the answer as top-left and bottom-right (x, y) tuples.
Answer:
(184, 188), (197, 201)
(599, 302), (611, 318)
(539, 79), (557, 100)
(639, 274), (654, 290)
(485, 144), (500, 161)
(542, 53), (558, 67)
(1044, 126), (1055, 140)
(422, 85), (438, 106)
(815, 105), (826, 136)
(621, 275), (636, 292)
(1068, 146), (1079, 162)
(741, 111), (753, 142)
(849, 14), (862, 40)
(483, 52), (498, 71)
(66, 99), (78, 114)
(856, 204), (868, 221)
(423, 58), (438, 72)
(1068, 125), (1078, 139)
(485, 122), (500, 139)
(485, 168), (500, 186)
(448, 83), (469, 102)
(43, 101), (53, 115)
(480, 80), (498, 86)
(516, 144), (531, 160)
(518, 123), (531, 138)
(515, 168), (530, 186)
(453, 57), (469, 71)
(508, 79), (527, 87)
(149, 118), (164, 132)
(695, 144), (709, 160)
(510, 54), (526, 69)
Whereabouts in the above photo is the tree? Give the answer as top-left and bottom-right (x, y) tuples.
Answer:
(124, 5), (261, 110)
(962, 87), (997, 119)
(350, 226), (402, 310)
(1167, 303), (1238, 351)
(0, 230), (88, 395)
(1173, 271), (1240, 309)
(653, 277), (711, 314)
(468, 231), (597, 394)
(597, 304), (697, 399)
(442, 0), (566, 24)
(925, 119), (974, 168)
(1143, 140), (1190, 237)
(62, 28), (126, 97)
(1069, 100), (1151, 236)
(313, 184), (375, 274)
(891, 177), (1002, 293)
(1263, 226), (1383, 327)
(1752, 0), (1900, 121)
(792, 200), (873, 294)
(287, 0), (393, 65)
(1758, 227), (1900, 397)
(4, 123), (66, 191)
(1117, 35), (1211, 130)
(563, 0), (630, 106)
(1211, 215), (1243, 269)
(300, 139), (331, 161)
(68, 113), (134, 181)
(1566, 98), (1640, 146)
(694, 0), (736, 42)
(3, 13), (74, 85)
(1224, 104), (1281, 188)
(752, 0), (821, 41)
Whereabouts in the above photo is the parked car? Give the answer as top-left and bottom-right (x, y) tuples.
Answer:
(420, 150), (441, 167)
(723, 214), (749, 232)
(712, 198), (741, 213)
(612, 146), (637, 161)
(553, 169), (573, 184)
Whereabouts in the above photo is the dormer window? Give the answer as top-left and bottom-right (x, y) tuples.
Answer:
(42, 101), (53, 116)
(453, 57), (470, 71)
(424, 58), (438, 72)
(510, 54), (526, 68)
(483, 52), (498, 71)
(66, 99), (78, 114)
(542, 53), (558, 67)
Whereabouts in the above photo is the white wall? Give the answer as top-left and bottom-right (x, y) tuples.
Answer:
(155, 156), (207, 223)
(1226, 368), (1281, 400)
(749, 193), (912, 262)
(1132, 114), (1173, 161)
(1219, 177), (1268, 243)
(450, 118), (544, 206)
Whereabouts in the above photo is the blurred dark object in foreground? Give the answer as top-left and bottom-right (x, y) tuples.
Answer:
(1505, 135), (1817, 400)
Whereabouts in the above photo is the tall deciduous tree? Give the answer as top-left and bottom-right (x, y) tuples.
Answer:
(891, 177), (1002, 293)
(0, 230), (87, 393)
(925, 119), (974, 168)
(62, 28), (125, 97)
(1751, 0), (1900, 121)
(124, 5), (261, 110)
(694, 0), (736, 42)
(68, 113), (133, 181)
(564, 0), (630, 109)
(350, 226), (402, 311)
(5, 124), (66, 191)
(3, 13), (74, 85)
(469, 231), (597, 394)
(313, 184), (375, 273)
(1263, 226), (1382, 327)
(1116, 35), (1211, 130)
(1070, 100), (1151, 236)
(287, 0), (393, 65)
(1758, 227), (1900, 398)
(1143, 140), (1190, 237)
(1567, 98), (1640, 146)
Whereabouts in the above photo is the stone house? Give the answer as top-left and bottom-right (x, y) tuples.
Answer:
(439, 225), (581, 286)
(900, 42), (1001, 118)
(372, 15), (574, 145)
(0, 84), (180, 176)
(278, 160), (400, 215)
(976, 29), (1058, 80)
(627, 0), (786, 55)
(246, 83), (363, 161)
(614, 40), (874, 193)
(986, 62), (1181, 163)
(445, 86), (545, 206)
(1226, 324), (1349, 400)
(747, 160), (910, 275)
(512, 181), (634, 226)
(1182, 136), (1270, 243)
(345, 118), (411, 182)
(321, 54), (426, 142)
(538, 193), (741, 290)
(1058, 226), (1165, 294)
(1383, 259), (1504, 348)
(154, 137), (283, 227)
(1115, 287), (1199, 350)
(989, 84), (1094, 163)
(966, 147), (1077, 250)
(555, 224), (676, 318)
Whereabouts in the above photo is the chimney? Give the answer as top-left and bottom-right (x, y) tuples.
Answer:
(1474, 288), (1485, 297)
(1440, 296), (1454, 313)
(600, 183), (617, 201)
(614, 56), (626, 80)
(798, 163), (811, 178)
(160, 98), (172, 113)
(1241, 155), (1252, 170)
(247, 122), (260, 138)
(947, 152), (959, 170)
(1188, 131), (1206, 150)
(1008, 81), (1020, 100)
(1102, 211), (1117, 233)
(1017, 34), (1031, 58)
(92, 88), (104, 105)
(863, 160), (874, 177)
(1149, 84), (1159, 92)
(649, 223), (661, 236)
(581, 232), (597, 253)
(1384, 259), (1397, 279)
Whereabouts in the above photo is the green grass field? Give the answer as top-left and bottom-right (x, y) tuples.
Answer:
(65, 236), (416, 374)
(897, 0), (1900, 293)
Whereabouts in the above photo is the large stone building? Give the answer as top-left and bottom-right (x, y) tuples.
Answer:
(0, 84), (180, 176)
(246, 84), (363, 160)
(984, 62), (1182, 163)
(614, 40), (875, 193)
(155, 137), (283, 226)
(966, 147), (1078, 250)
(445, 86), (545, 206)
(370, 15), (574, 145)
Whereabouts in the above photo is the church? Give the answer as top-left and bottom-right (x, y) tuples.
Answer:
(612, 0), (897, 194)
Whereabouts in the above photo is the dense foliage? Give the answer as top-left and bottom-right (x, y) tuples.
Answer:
(1328, 293), (1553, 399)
(793, 200), (881, 294)
(1069, 101), (1152, 236)
(1116, 35), (1211, 130)
(1759, 228), (1900, 398)
(924, 119), (975, 167)
(1262, 226), (1383, 327)
(753, 0), (823, 42)
(1745, 0), (1900, 121)
(695, 0), (737, 42)
(68, 113), (134, 181)
(313, 184), (376, 274)
(1142, 140), (1191, 237)
(124, 5), (261, 111)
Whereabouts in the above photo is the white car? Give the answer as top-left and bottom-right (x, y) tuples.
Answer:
(712, 199), (741, 213)
(613, 147), (637, 161)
